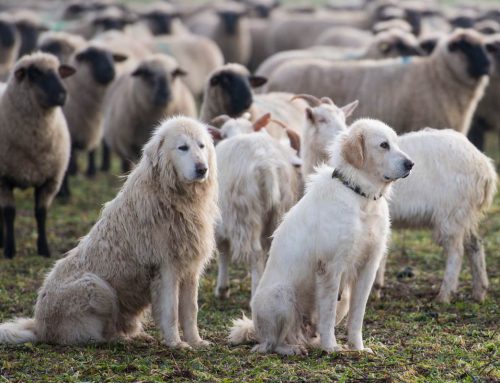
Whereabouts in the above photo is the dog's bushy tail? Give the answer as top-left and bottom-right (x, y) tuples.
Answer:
(0, 318), (37, 344)
(228, 314), (256, 345)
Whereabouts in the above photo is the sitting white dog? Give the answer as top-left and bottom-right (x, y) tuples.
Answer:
(229, 119), (413, 355)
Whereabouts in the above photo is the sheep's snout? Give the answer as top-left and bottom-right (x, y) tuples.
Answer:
(36, 71), (67, 108)
(153, 77), (171, 106)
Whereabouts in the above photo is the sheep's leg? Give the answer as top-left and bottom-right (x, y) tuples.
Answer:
(346, 257), (381, 352)
(35, 180), (58, 257)
(373, 252), (388, 299)
(251, 253), (266, 298)
(316, 267), (342, 352)
(56, 173), (71, 198)
(215, 241), (231, 299)
(86, 150), (97, 178)
(179, 271), (208, 347)
(436, 235), (464, 303)
(464, 233), (489, 303)
(101, 142), (111, 172)
(0, 184), (15, 259)
(121, 158), (131, 174)
(68, 147), (78, 176)
(151, 266), (188, 348)
(0, 207), (3, 248)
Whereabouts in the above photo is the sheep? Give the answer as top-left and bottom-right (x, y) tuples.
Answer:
(0, 15), (20, 81)
(468, 35), (500, 150)
(137, 2), (188, 36)
(194, 3), (252, 65)
(372, 18), (413, 34)
(199, 63), (308, 141)
(0, 53), (75, 259)
(102, 54), (196, 173)
(58, 42), (126, 197)
(10, 10), (48, 57)
(299, 94), (497, 303)
(256, 29), (424, 79)
(266, 29), (491, 135)
(37, 31), (87, 65)
(151, 34), (224, 98)
(314, 26), (372, 48)
(213, 114), (302, 299)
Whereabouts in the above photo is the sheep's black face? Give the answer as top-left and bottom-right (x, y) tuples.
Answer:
(449, 39), (491, 78)
(395, 40), (423, 56)
(132, 67), (171, 107)
(219, 12), (241, 35)
(64, 3), (88, 19)
(16, 21), (44, 57)
(255, 5), (271, 18)
(39, 41), (62, 58)
(420, 38), (438, 55)
(210, 71), (253, 116)
(93, 17), (127, 31)
(450, 16), (474, 29)
(145, 12), (174, 35)
(76, 47), (116, 85)
(25, 66), (67, 108)
(0, 21), (16, 48)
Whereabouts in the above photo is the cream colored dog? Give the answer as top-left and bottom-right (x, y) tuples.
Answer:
(0, 116), (218, 347)
(229, 119), (413, 355)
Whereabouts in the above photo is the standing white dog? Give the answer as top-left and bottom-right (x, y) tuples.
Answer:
(229, 119), (413, 355)
(0, 116), (218, 347)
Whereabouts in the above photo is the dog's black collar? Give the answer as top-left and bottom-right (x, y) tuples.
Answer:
(332, 169), (382, 201)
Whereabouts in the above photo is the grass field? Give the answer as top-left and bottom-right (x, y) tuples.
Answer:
(0, 145), (499, 383)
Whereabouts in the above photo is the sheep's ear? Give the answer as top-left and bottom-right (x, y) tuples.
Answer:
(112, 53), (128, 63)
(210, 74), (220, 86)
(305, 107), (315, 123)
(253, 112), (271, 131)
(59, 65), (76, 79)
(341, 100), (359, 119)
(248, 75), (267, 88)
(172, 68), (187, 77)
(342, 131), (365, 169)
(286, 128), (301, 153)
(207, 126), (222, 141)
(14, 67), (26, 81)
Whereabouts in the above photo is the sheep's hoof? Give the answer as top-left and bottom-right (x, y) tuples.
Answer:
(86, 168), (97, 178)
(214, 286), (230, 299)
(472, 289), (487, 303)
(4, 246), (15, 259)
(37, 240), (51, 258)
(56, 188), (71, 199)
(436, 291), (451, 304)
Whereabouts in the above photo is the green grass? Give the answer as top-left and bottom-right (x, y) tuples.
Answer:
(0, 146), (499, 383)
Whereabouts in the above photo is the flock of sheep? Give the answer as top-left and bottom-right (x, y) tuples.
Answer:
(0, 0), (498, 353)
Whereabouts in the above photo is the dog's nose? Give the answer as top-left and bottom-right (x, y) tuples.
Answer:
(403, 159), (414, 171)
(195, 164), (208, 177)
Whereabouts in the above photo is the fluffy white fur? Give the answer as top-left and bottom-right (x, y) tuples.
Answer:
(229, 119), (412, 355)
(0, 117), (219, 346)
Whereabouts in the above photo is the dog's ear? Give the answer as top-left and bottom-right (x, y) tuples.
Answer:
(144, 135), (165, 168)
(342, 131), (365, 169)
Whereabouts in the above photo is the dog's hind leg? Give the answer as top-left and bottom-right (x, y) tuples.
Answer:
(464, 232), (489, 303)
(436, 234), (464, 303)
(336, 285), (351, 326)
(214, 240), (231, 299)
(250, 252), (266, 298)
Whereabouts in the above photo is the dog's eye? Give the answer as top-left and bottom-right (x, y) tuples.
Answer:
(199, 143), (205, 149)
(380, 142), (390, 150)
(178, 145), (189, 151)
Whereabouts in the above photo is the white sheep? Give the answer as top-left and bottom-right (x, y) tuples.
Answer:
(299, 94), (497, 303)
(0, 53), (75, 258)
(213, 114), (302, 298)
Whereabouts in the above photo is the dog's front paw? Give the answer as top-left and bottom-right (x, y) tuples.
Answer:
(345, 345), (374, 353)
(189, 339), (211, 348)
(165, 340), (192, 349)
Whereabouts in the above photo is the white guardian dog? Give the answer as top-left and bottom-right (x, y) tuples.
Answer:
(0, 116), (218, 347)
(229, 119), (413, 355)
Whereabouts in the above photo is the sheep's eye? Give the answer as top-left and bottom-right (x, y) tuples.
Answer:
(178, 145), (189, 151)
(199, 143), (205, 149)
(380, 142), (390, 150)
